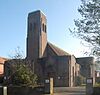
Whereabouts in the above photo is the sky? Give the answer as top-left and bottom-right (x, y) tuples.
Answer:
(0, 0), (89, 58)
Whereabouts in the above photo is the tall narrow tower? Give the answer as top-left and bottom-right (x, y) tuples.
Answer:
(26, 10), (47, 61)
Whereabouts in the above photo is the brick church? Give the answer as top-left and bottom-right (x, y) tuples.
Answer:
(2, 10), (95, 87)
(26, 10), (80, 87)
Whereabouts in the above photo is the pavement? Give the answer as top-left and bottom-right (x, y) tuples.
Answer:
(45, 87), (86, 95)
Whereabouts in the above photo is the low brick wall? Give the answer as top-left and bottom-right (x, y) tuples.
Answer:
(93, 87), (100, 95)
(0, 86), (44, 95)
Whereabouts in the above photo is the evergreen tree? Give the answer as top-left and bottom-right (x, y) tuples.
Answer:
(5, 48), (37, 87)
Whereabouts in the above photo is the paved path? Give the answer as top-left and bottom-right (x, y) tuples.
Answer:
(45, 87), (86, 95)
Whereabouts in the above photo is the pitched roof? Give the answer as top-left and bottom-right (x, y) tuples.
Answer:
(0, 57), (8, 75)
(47, 42), (70, 56)
(0, 57), (7, 64)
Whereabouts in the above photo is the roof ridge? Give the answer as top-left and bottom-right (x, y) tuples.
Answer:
(0, 57), (8, 63)
(48, 42), (70, 56)
(0, 57), (8, 59)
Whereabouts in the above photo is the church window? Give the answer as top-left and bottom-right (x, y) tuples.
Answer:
(42, 23), (46, 33)
(72, 66), (74, 83)
(45, 25), (47, 32)
(42, 23), (45, 32)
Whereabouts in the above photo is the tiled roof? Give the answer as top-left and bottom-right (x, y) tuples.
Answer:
(0, 57), (7, 64)
(48, 42), (70, 56)
(0, 57), (8, 75)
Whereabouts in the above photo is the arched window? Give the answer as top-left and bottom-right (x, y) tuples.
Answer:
(42, 23), (45, 32)
(42, 23), (46, 32)
(45, 25), (47, 33)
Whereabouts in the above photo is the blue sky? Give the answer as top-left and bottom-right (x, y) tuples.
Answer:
(0, 0), (88, 58)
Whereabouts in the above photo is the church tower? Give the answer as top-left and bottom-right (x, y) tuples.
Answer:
(26, 10), (47, 61)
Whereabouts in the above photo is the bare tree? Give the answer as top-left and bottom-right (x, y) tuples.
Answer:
(70, 0), (100, 58)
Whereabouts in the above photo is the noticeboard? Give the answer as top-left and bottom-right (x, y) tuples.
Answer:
(87, 78), (93, 84)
